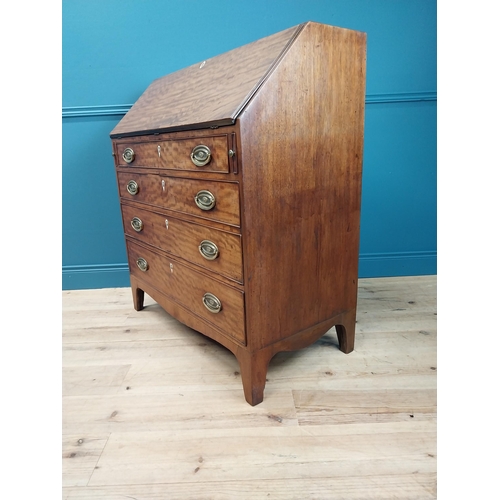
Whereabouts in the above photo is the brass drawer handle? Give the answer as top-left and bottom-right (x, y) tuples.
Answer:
(131, 217), (143, 232)
(126, 180), (139, 195)
(122, 147), (135, 163)
(202, 292), (222, 313)
(194, 190), (216, 210)
(191, 145), (211, 167)
(199, 240), (219, 260)
(136, 258), (148, 272)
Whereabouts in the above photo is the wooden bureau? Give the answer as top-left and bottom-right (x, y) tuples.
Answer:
(110, 21), (366, 405)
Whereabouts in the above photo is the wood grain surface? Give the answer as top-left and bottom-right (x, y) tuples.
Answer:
(117, 172), (241, 226)
(110, 24), (304, 137)
(62, 275), (437, 499)
(121, 204), (243, 283)
(115, 134), (230, 173)
(126, 239), (246, 344)
(238, 23), (366, 352)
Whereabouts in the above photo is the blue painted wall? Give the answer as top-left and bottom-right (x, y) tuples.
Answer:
(62, 0), (436, 290)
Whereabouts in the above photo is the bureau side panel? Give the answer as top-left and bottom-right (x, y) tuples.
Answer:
(238, 23), (366, 350)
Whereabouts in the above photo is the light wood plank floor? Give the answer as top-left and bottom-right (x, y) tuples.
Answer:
(62, 275), (437, 499)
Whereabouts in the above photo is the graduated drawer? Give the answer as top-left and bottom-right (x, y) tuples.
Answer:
(115, 135), (230, 173)
(117, 172), (240, 227)
(121, 204), (243, 283)
(126, 240), (246, 345)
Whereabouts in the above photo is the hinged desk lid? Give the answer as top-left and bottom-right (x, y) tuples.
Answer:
(110, 23), (306, 138)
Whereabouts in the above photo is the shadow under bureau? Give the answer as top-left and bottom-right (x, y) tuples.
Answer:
(110, 21), (366, 405)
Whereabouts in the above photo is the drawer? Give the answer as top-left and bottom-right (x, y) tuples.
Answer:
(121, 204), (243, 283)
(116, 135), (230, 173)
(127, 240), (246, 345)
(117, 172), (240, 226)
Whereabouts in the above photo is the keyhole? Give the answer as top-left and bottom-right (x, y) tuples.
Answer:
(157, 145), (161, 157)
(162, 180), (165, 191)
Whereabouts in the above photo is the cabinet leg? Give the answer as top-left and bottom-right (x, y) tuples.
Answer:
(131, 281), (144, 311)
(237, 349), (273, 406)
(335, 309), (356, 354)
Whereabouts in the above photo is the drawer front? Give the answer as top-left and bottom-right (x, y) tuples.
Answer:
(122, 204), (243, 283)
(116, 135), (230, 173)
(117, 172), (240, 226)
(127, 240), (245, 344)
(116, 142), (156, 168)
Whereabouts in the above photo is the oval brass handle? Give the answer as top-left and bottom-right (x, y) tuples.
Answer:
(122, 147), (135, 163)
(199, 240), (219, 260)
(194, 190), (216, 211)
(126, 180), (139, 195)
(136, 258), (148, 272)
(191, 145), (211, 167)
(131, 217), (143, 232)
(202, 292), (222, 313)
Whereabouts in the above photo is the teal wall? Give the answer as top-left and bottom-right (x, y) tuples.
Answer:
(62, 0), (436, 290)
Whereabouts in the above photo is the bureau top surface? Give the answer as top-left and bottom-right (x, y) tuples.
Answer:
(110, 21), (365, 138)
(110, 23), (303, 138)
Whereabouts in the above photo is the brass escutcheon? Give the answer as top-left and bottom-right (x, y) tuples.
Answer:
(131, 217), (143, 232)
(199, 240), (219, 260)
(194, 190), (216, 210)
(202, 293), (222, 313)
(136, 258), (148, 272)
(122, 147), (135, 163)
(126, 180), (139, 195)
(191, 145), (211, 167)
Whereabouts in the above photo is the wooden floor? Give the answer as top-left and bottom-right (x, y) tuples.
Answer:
(62, 275), (437, 499)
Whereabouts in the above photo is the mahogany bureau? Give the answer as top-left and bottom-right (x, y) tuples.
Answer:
(110, 21), (366, 405)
